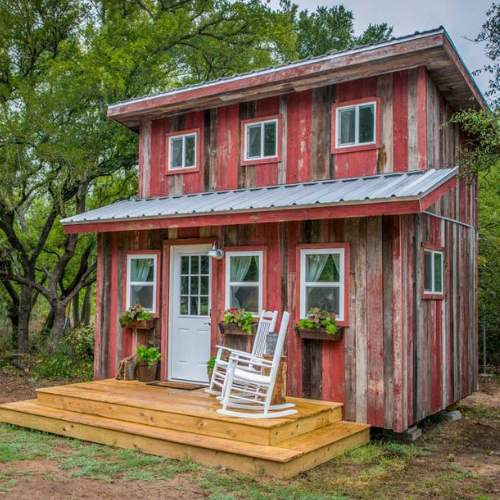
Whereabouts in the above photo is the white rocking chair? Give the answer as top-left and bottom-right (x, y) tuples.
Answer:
(217, 311), (297, 419)
(206, 310), (278, 396)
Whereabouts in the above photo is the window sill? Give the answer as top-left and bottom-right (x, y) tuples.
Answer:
(166, 167), (200, 176)
(241, 157), (280, 167)
(422, 293), (444, 300)
(332, 143), (379, 154)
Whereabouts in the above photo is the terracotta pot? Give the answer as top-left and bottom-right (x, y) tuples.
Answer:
(136, 360), (158, 381)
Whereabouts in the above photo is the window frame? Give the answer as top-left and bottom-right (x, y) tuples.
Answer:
(124, 251), (161, 316)
(165, 128), (201, 175)
(224, 249), (265, 316)
(422, 243), (445, 300)
(297, 244), (350, 326)
(331, 97), (381, 154)
(240, 115), (282, 166)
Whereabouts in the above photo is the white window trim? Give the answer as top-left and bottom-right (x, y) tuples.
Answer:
(244, 119), (278, 161)
(225, 250), (263, 316)
(126, 253), (158, 313)
(300, 248), (345, 321)
(335, 101), (377, 149)
(424, 249), (444, 295)
(168, 132), (197, 171)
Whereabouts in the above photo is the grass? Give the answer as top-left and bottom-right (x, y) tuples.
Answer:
(0, 404), (498, 499)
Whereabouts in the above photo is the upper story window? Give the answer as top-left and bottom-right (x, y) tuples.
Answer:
(423, 246), (444, 298)
(166, 129), (200, 173)
(126, 253), (159, 313)
(331, 98), (380, 154)
(241, 116), (281, 165)
(225, 250), (263, 315)
(299, 246), (348, 323)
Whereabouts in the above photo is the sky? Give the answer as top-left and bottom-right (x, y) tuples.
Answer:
(271, 0), (493, 95)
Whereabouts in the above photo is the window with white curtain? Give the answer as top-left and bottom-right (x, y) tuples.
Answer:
(300, 248), (345, 321)
(126, 254), (158, 312)
(225, 251), (263, 314)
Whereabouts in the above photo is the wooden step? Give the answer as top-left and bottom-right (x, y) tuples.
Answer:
(36, 381), (342, 446)
(0, 400), (370, 479)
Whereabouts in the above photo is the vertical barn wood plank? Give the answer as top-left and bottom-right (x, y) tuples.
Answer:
(417, 66), (428, 170)
(310, 85), (335, 181)
(401, 216), (409, 429)
(355, 218), (368, 423)
(238, 101), (256, 189)
(405, 215), (415, 427)
(278, 95), (288, 184)
(99, 233), (112, 379)
(217, 104), (239, 191)
(94, 234), (103, 380)
(168, 115), (185, 196)
(209, 109), (218, 191)
(393, 70), (409, 172)
(286, 90), (312, 184)
(182, 111), (205, 194)
(366, 217), (384, 427)
(413, 214), (424, 421)
(407, 68), (419, 171)
(140, 120), (152, 198)
(203, 110), (211, 192)
(382, 216), (394, 428)
(149, 118), (164, 197)
(115, 233), (125, 372)
(377, 74), (393, 173)
(343, 218), (358, 421)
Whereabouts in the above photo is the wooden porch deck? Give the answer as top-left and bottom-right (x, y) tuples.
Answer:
(0, 379), (370, 478)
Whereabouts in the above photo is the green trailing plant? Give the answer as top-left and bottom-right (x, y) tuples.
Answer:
(119, 304), (152, 327)
(207, 355), (216, 372)
(298, 307), (338, 335)
(223, 308), (255, 335)
(136, 344), (161, 368)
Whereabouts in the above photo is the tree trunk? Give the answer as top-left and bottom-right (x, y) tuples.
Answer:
(42, 309), (55, 336)
(17, 286), (32, 354)
(51, 303), (67, 346)
(81, 286), (92, 325)
(72, 292), (80, 328)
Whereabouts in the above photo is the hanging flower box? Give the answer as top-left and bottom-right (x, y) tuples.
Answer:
(123, 319), (156, 331)
(218, 322), (258, 336)
(120, 304), (155, 330)
(294, 325), (344, 342)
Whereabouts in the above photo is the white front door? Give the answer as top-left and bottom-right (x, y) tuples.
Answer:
(169, 245), (211, 383)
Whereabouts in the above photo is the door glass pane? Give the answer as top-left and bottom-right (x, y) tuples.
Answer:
(171, 137), (183, 168)
(200, 275), (209, 295)
(184, 135), (196, 167)
(247, 124), (261, 158)
(230, 285), (259, 313)
(200, 296), (209, 316)
(424, 251), (433, 291)
(190, 276), (199, 295)
(130, 258), (154, 282)
(434, 252), (443, 292)
(191, 256), (199, 274)
(306, 286), (340, 315)
(306, 254), (340, 282)
(359, 104), (375, 143)
(181, 276), (189, 294)
(190, 296), (199, 316)
(263, 121), (277, 157)
(180, 296), (189, 315)
(339, 108), (355, 145)
(200, 255), (209, 274)
(181, 256), (189, 274)
(229, 255), (259, 282)
(130, 285), (154, 310)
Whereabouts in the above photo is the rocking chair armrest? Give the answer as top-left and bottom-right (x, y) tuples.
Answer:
(228, 352), (273, 368)
(215, 346), (253, 358)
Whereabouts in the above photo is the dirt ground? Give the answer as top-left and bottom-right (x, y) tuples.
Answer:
(0, 369), (499, 500)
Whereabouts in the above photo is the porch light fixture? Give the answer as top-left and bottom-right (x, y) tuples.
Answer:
(208, 241), (225, 261)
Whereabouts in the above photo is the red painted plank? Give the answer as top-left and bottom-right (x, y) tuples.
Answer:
(392, 71), (409, 171)
(108, 233), (119, 377)
(182, 111), (205, 195)
(417, 66), (428, 170)
(94, 234), (103, 380)
(405, 216), (415, 427)
(216, 104), (240, 190)
(149, 118), (164, 197)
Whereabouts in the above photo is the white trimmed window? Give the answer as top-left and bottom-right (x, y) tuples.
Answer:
(126, 254), (158, 313)
(336, 101), (376, 148)
(225, 251), (263, 315)
(168, 132), (197, 170)
(244, 119), (278, 160)
(300, 248), (345, 321)
(424, 249), (443, 295)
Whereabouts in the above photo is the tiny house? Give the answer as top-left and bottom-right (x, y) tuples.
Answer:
(60, 27), (484, 433)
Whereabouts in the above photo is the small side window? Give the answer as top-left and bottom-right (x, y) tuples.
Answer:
(423, 249), (443, 297)
(167, 130), (198, 172)
(241, 116), (281, 165)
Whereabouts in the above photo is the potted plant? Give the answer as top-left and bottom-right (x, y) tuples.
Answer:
(120, 304), (155, 330)
(207, 355), (216, 380)
(135, 344), (162, 381)
(218, 308), (257, 336)
(295, 307), (343, 341)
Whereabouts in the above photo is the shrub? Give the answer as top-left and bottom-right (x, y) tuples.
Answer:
(33, 325), (94, 381)
(136, 344), (161, 368)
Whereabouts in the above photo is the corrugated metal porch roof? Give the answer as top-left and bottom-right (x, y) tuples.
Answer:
(62, 168), (457, 227)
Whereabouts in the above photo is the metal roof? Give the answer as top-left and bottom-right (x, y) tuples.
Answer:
(62, 168), (457, 227)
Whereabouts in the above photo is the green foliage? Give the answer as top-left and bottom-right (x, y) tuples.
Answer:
(223, 308), (255, 334)
(207, 355), (217, 371)
(136, 344), (161, 368)
(119, 304), (152, 327)
(298, 307), (337, 335)
(33, 325), (94, 380)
